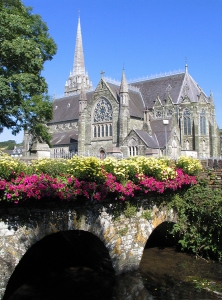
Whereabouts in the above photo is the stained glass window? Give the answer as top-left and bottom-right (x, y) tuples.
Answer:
(94, 98), (112, 123)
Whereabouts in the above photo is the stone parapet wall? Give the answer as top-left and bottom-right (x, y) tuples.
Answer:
(200, 158), (222, 169)
(200, 159), (222, 190)
(199, 169), (222, 190)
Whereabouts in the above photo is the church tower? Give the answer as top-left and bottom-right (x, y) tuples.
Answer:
(119, 69), (130, 147)
(65, 16), (92, 95)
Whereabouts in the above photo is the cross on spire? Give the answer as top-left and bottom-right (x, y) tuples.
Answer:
(100, 70), (105, 78)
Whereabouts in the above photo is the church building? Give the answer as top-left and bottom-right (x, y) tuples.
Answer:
(47, 17), (220, 159)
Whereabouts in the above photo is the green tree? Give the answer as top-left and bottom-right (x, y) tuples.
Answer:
(0, 0), (57, 145)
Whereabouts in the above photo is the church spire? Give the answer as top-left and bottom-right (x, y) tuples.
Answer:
(119, 69), (129, 106)
(64, 14), (92, 96)
(73, 15), (85, 76)
(119, 68), (130, 148)
(120, 68), (128, 94)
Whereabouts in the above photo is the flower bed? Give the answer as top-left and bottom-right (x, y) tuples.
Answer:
(0, 153), (201, 204)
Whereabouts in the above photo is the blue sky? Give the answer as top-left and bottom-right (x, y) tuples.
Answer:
(1, 0), (222, 143)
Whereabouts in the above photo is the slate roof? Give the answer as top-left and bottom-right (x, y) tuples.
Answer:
(131, 73), (185, 107)
(49, 91), (93, 124)
(51, 130), (78, 145)
(135, 119), (172, 149)
(150, 119), (172, 148)
(130, 71), (205, 107)
(134, 130), (159, 148)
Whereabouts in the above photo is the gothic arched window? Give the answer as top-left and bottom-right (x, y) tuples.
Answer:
(200, 109), (206, 135)
(183, 109), (191, 135)
(128, 138), (138, 157)
(93, 98), (113, 139)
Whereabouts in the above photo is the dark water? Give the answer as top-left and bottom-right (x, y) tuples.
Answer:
(139, 247), (222, 299)
(4, 231), (222, 300)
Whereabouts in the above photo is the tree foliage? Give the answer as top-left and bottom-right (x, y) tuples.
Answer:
(170, 184), (222, 260)
(0, 0), (57, 144)
(0, 139), (16, 150)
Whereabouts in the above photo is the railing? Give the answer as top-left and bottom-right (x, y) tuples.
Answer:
(50, 152), (76, 159)
(50, 152), (124, 159)
(128, 69), (184, 83)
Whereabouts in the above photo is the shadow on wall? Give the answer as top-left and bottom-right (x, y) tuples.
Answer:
(4, 231), (115, 300)
(145, 221), (178, 249)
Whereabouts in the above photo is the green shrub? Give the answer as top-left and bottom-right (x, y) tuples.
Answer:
(28, 158), (68, 177)
(170, 184), (222, 260)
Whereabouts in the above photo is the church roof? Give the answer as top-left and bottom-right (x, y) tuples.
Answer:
(130, 71), (206, 107)
(134, 118), (172, 149)
(150, 119), (172, 148)
(134, 130), (159, 148)
(51, 130), (78, 145)
(131, 73), (185, 107)
(49, 91), (93, 123)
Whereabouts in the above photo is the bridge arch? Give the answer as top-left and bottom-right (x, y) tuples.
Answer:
(3, 230), (114, 299)
(145, 221), (177, 248)
(0, 203), (177, 299)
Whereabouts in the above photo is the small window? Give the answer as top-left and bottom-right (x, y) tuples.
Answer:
(200, 109), (206, 135)
(109, 124), (112, 136)
(183, 109), (191, 135)
(106, 124), (109, 136)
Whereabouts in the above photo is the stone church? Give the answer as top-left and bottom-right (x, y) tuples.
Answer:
(47, 17), (220, 159)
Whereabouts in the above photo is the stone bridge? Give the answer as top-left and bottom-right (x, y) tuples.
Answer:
(0, 199), (177, 299)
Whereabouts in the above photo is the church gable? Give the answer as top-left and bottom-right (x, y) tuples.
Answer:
(153, 95), (162, 108)
(91, 78), (119, 105)
(178, 72), (202, 104)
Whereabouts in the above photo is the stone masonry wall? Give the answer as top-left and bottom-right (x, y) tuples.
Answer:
(0, 200), (177, 299)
